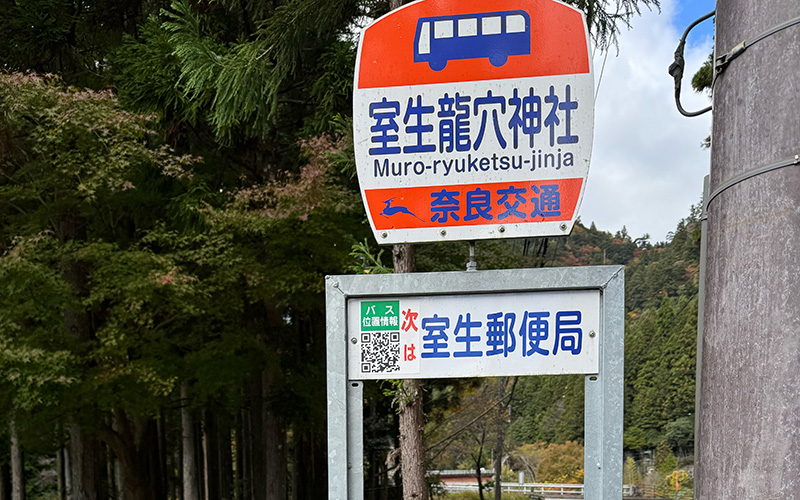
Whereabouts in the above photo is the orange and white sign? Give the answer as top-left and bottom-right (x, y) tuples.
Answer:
(354, 0), (594, 244)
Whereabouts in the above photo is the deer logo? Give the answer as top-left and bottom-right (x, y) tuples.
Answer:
(381, 198), (424, 221)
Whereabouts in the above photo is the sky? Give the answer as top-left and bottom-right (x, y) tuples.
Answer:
(578, 0), (715, 242)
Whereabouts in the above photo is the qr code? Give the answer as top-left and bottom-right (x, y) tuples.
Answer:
(360, 331), (400, 373)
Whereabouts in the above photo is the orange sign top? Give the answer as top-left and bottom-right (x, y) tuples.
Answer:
(357, 0), (590, 89)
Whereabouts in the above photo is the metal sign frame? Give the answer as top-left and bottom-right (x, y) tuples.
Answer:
(326, 265), (624, 500)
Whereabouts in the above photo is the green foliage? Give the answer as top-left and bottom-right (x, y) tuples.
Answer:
(623, 455), (641, 486)
(655, 441), (677, 475)
(0, 72), (365, 477)
(691, 54), (714, 93)
(304, 42), (356, 135)
(0, 236), (75, 411)
(507, 441), (585, 483)
(508, 375), (584, 444)
(551, 222), (644, 268)
(0, 0), (163, 88)
(691, 53), (713, 149)
(625, 209), (701, 312)
(623, 426), (648, 450)
(0, 73), (206, 418)
(564, 0), (660, 51)
(664, 415), (694, 455)
(157, 0), (361, 142)
(627, 296), (697, 449)
(1, 0), (694, 492)
(535, 441), (584, 483)
(507, 442), (546, 481)
(163, 1), (272, 140)
(348, 239), (392, 275)
(113, 17), (195, 122)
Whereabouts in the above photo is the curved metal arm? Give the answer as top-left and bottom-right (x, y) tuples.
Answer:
(668, 11), (715, 117)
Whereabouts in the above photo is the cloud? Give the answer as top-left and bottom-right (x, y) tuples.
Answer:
(578, 0), (714, 242)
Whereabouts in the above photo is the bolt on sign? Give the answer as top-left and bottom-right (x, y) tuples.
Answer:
(350, 291), (599, 379)
(353, 0), (594, 244)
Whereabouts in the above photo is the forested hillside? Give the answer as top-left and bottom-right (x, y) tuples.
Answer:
(0, 73), (700, 500)
(0, 0), (703, 499)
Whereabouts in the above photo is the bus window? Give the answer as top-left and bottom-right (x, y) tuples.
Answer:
(434, 19), (453, 39)
(458, 17), (478, 37)
(506, 14), (526, 33)
(482, 16), (501, 35)
(418, 21), (430, 54)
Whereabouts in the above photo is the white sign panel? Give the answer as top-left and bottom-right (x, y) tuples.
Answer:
(347, 289), (600, 379)
(353, 0), (594, 244)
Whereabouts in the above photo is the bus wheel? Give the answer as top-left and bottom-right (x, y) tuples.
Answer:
(489, 55), (508, 67)
(428, 60), (447, 71)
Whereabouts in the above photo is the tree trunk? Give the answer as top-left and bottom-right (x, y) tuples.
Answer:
(233, 410), (244, 500)
(494, 380), (506, 500)
(114, 457), (124, 500)
(241, 407), (253, 500)
(100, 412), (166, 500)
(157, 414), (168, 500)
(263, 366), (287, 500)
(474, 434), (485, 500)
(397, 378), (426, 500)
(147, 418), (167, 500)
(494, 377), (516, 500)
(57, 445), (67, 500)
(60, 221), (99, 500)
(697, 0), (800, 498)
(203, 408), (220, 500)
(10, 418), (23, 500)
(392, 243), (427, 500)
(0, 463), (11, 500)
(248, 371), (265, 500)
(69, 424), (98, 500)
(182, 383), (201, 500)
(218, 418), (233, 500)
(172, 433), (181, 500)
(106, 449), (116, 500)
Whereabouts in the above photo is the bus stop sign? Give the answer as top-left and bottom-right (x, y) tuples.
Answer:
(353, 0), (594, 244)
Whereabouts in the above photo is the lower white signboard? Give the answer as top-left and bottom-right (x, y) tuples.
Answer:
(347, 289), (599, 380)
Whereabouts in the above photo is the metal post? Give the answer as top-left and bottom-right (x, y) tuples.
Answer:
(583, 268), (624, 500)
(326, 277), (350, 500)
(347, 381), (364, 500)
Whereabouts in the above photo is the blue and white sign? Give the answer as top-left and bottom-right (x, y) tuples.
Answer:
(347, 289), (600, 379)
(327, 266), (624, 500)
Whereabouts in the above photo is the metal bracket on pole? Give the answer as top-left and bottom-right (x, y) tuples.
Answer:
(466, 242), (477, 272)
(704, 154), (800, 211)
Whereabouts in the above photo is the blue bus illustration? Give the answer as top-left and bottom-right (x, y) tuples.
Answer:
(414, 10), (531, 71)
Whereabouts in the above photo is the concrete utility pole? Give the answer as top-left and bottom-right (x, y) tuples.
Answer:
(697, 1), (800, 498)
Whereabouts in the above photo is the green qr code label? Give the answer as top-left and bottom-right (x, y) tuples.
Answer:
(360, 300), (400, 331)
